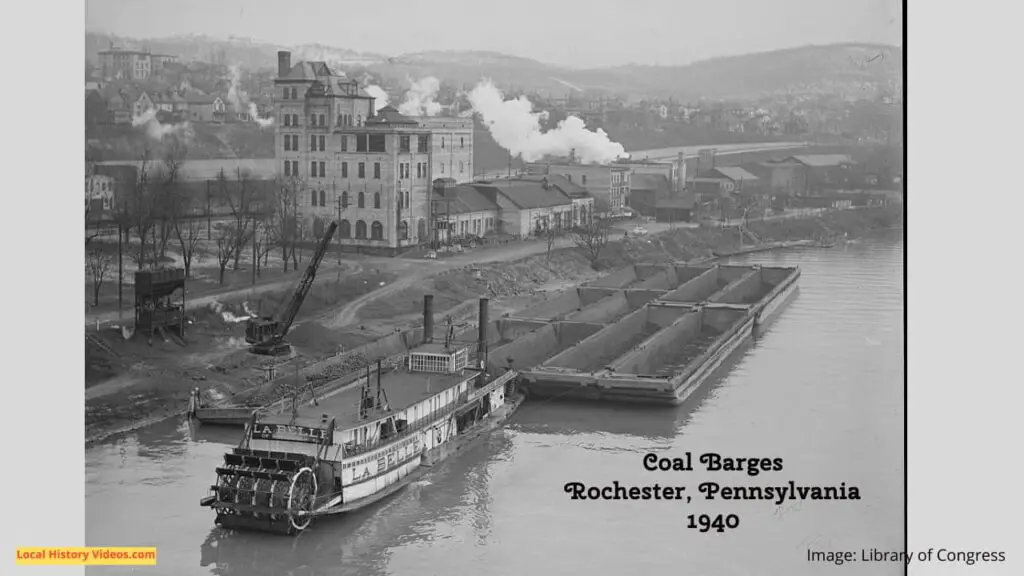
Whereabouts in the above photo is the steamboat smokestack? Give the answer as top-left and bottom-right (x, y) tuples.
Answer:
(423, 294), (434, 344)
(477, 298), (489, 367)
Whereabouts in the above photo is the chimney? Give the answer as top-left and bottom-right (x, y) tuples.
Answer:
(569, 148), (577, 164)
(277, 51), (291, 78)
(423, 294), (434, 344)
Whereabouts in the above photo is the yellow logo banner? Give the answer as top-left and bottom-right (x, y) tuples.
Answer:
(15, 547), (157, 566)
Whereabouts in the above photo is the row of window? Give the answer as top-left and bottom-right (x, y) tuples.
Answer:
(308, 190), (413, 210)
(320, 219), (409, 241)
(279, 131), (467, 155)
(281, 112), (364, 128)
(283, 160), (464, 179)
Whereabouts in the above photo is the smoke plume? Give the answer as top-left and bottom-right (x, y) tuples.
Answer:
(131, 109), (190, 141)
(364, 85), (389, 113)
(225, 64), (274, 129)
(398, 76), (442, 117)
(467, 80), (627, 164)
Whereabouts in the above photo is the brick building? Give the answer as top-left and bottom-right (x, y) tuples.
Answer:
(274, 51), (473, 254)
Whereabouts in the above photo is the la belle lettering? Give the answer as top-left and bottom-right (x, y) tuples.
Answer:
(256, 424), (327, 443)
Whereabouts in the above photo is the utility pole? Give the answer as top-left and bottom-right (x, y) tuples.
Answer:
(336, 193), (342, 264)
(251, 212), (257, 285)
(205, 179), (211, 240)
(118, 200), (124, 320)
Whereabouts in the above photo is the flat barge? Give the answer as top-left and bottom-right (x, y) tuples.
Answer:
(501, 263), (800, 405)
(199, 298), (524, 535)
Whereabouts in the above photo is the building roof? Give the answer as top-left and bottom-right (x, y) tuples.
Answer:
(366, 105), (418, 126)
(655, 194), (695, 210)
(432, 184), (500, 215)
(630, 173), (671, 194)
(478, 181), (573, 210)
(706, 166), (760, 182)
(185, 93), (220, 104)
(281, 61), (336, 81)
(786, 154), (853, 167)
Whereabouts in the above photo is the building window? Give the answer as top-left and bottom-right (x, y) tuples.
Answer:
(373, 192), (381, 209)
(311, 190), (316, 206)
(319, 190), (325, 206)
(358, 162), (365, 179)
(284, 114), (291, 127)
(319, 135), (325, 150)
(291, 160), (298, 175)
(342, 191), (349, 208)
(398, 220), (409, 240)
(341, 162), (348, 178)
(369, 134), (386, 152)
(291, 114), (298, 126)
(318, 114), (325, 126)
(358, 192), (365, 208)
(311, 161), (317, 177)
(310, 114), (316, 126)
(405, 191), (410, 207)
(370, 221), (384, 240)
(440, 163), (444, 174)
(356, 134), (368, 152)
(310, 134), (316, 151)
(441, 137), (445, 149)
(319, 161), (325, 177)
(355, 220), (367, 239)
(290, 87), (297, 99)
(285, 137), (291, 151)
(418, 135), (428, 153)
(400, 135), (410, 152)
(373, 163), (381, 179)
(582, 175), (587, 185)
(460, 137), (464, 149)
(339, 219), (351, 238)
(285, 161), (291, 176)
(340, 135), (348, 152)
(459, 161), (464, 173)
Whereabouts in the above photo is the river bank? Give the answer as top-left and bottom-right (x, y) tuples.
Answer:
(84, 204), (902, 445)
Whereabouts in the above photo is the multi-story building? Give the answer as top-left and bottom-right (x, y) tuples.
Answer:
(274, 51), (473, 254)
(97, 46), (178, 81)
(525, 160), (631, 216)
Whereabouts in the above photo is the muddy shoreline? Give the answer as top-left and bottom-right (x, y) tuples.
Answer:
(84, 205), (903, 445)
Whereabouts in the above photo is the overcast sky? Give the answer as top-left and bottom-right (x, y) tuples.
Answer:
(85, 0), (902, 69)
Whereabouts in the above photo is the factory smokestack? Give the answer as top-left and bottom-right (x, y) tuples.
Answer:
(423, 294), (434, 344)
(477, 298), (489, 368)
(277, 51), (291, 78)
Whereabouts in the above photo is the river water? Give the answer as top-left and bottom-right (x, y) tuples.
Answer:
(86, 235), (905, 576)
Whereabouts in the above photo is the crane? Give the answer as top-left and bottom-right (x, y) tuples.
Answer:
(245, 220), (338, 356)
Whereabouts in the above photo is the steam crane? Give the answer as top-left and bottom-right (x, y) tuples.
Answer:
(245, 220), (338, 356)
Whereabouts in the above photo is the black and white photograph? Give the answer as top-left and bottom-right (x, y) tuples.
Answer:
(34, 0), (1024, 574)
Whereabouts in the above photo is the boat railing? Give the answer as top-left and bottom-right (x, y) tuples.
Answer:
(341, 401), (459, 458)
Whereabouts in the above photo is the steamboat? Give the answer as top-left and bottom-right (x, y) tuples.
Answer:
(199, 297), (524, 535)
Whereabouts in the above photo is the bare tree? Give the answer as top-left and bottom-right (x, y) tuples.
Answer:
(545, 226), (558, 262)
(86, 247), (114, 307)
(223, 168), (256, 270)
(127, 148), (156, 269)
(570, 218), (612, 267)
(173, 200), (206, 278)
(213, 224), (236, 285)
(272, 175), (302, 272)
(153, 135), (188, 262)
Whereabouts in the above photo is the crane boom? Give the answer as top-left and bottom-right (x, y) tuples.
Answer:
(245, 220), (337, 355)
(273, 220), (338, 341)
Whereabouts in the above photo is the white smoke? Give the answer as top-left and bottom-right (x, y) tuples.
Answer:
(364, 85), (389, 113)
(226, 64), (274, 129)
(398, 76), (442, 117)
(131, 109), (190, 141)
(467, 80), (627, 164)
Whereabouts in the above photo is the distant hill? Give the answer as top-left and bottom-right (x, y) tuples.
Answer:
(85, 32), (900, 101)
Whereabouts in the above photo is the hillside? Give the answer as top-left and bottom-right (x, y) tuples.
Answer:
(85, 32), (901, 101)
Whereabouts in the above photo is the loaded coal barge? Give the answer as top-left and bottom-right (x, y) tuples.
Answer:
(199, 297), (523, 535)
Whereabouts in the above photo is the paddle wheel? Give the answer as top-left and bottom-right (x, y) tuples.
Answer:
(201, 448), (322, 535)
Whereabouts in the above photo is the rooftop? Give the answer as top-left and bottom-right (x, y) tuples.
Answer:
(260, 362), (474, 430)
(477, 181), (574, 210)
(630, 173), (672, 194)
(432, 184), (500, 215)
(705, 166), (760, 182)
(786, 154), (854, 167)
(366, 105), (419, 126)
